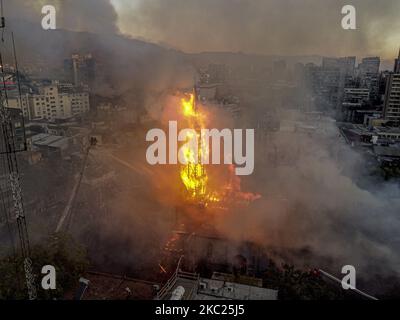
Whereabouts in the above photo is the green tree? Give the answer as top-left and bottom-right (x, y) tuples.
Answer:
(0, 233), (89, 300)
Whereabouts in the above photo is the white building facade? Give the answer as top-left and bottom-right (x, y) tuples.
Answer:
(24, 84), (90, 121)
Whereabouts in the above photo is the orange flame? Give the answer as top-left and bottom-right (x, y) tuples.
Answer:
(179, 92), (260, 207)
(179, 93), (219, 206)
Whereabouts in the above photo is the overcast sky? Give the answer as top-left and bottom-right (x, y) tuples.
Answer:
(8, 0), (400, 59)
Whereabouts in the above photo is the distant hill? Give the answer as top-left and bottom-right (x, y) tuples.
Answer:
(6, 21), (328, 94)
(9, 21), (389, 102)
(7, 21), (194, 99)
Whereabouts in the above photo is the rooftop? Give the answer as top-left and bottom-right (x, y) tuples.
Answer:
(374, 145), (400, 158)
(30, 133), (70, 149)
(157, 268), (278, 300)
(196, 275), (278, 300)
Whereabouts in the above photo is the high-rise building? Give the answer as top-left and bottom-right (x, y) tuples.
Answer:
(28, 83), (90, 121)
(383, 73), (400, 124)
(394, 49), (400, 73)
(319, 56), (357, 110)
(359, 57), (380, 76)
(207, 64), (228, 84)
(342, 88), (370, 122)
(322, 56), (356, 77)
(359, 57), (381, 102)
(306, 57), (357, 111)
(64, 54), (96, 87)
(383, 50), (400, 125)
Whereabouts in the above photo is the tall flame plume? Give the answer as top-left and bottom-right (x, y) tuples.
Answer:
(180, 93), (218, 205)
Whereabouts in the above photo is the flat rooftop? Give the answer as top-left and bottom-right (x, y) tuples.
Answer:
(30, 133), (70, 148)
(374, 145), (400, 158)
(158, 270), (278, 300)
(196, 277), (278, 300)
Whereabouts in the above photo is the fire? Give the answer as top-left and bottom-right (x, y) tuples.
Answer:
(181, 93), (196, 117)
(178, 91), (260, 207)
(179, 92), (217, 205)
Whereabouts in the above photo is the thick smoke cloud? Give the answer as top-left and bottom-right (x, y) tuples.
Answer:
(6, 0), (118, 34)
(7, 0), (400, 59)
(1, 0), (194, 101)
(114, 0), (400, 58)
(215, 117), (400, 280)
